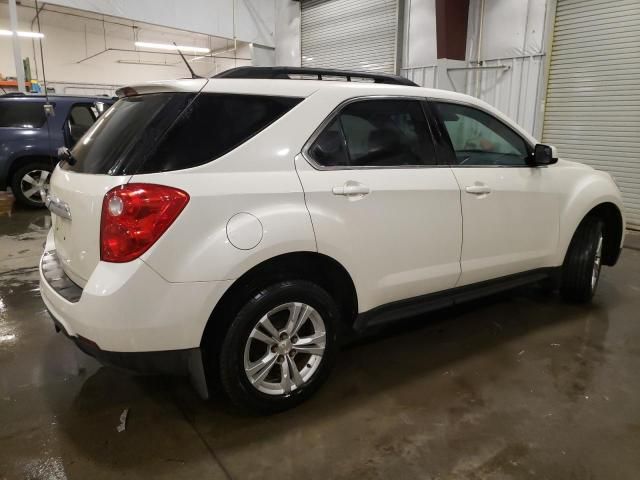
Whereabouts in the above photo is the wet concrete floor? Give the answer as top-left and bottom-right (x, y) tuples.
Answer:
(1, 191), (640, 479)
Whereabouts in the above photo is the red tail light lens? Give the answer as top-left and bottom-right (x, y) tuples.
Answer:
(100, 183), (189, 263)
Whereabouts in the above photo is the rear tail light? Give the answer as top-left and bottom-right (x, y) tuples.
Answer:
(100, 183), (189, 263)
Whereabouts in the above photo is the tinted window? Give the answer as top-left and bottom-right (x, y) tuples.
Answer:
(69, 105), (95, 128)
(434, 102), (530, 166)
(66, 93), (191, 174)
(309, 99), (436, 167)
(65, 93), (301, 175)
(0, 102), (46, 128)
(308, 118), (349, 167)
(139, 94), (301, 174)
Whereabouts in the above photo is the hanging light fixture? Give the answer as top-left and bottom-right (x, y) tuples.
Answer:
(134, 41), (209, 54)
(0, 29), (44, 38)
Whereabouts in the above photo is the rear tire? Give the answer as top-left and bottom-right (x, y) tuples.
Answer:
(560, 216), (604, 303)
(217, 280), (339, 414)
(10, 161), (52, 208)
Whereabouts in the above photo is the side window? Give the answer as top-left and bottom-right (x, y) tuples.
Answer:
(0, 102), (46, 128)
(69, 105), (96, 129)
(308, 118), (349, 167)
(139, 93), (302, 173)
(67, 104), (97, 145)
(309, 99), (437, 168)
(434, 102), (530, 166)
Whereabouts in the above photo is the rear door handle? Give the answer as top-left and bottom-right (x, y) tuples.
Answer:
(465, 185), (492, 195)
(332, 183), (370, 196)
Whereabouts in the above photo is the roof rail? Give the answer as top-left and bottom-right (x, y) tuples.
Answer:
(213, 66), (418, 87)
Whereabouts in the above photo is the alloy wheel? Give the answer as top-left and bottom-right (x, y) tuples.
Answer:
(591, 234), (603, 291)
(20, 169), (50, 205)
(243, 302), (326, 395)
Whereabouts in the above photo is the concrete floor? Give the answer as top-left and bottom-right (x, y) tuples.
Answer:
(1, 191), (640, 480)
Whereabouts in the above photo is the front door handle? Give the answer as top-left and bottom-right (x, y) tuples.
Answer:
(465, 184), (492, 195)
(332, 183), (370, 196)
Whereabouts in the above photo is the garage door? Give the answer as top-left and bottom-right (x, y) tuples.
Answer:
(543, 0), (640, 229)
(301, 0), (399, 73)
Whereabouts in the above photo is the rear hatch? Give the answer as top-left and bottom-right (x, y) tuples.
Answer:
(49, 81), (205, 284)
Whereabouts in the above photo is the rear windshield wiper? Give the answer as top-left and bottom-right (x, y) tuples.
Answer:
(58, 146), (76, 166)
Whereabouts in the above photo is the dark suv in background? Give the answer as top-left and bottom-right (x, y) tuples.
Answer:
(0, 94), (114, 207)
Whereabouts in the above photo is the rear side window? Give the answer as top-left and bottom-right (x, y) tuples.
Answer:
(138, 94), (302, 174)
(0, 102), (46, 128)
(67, 93), (191, 174)
(66, 93), (302, 175)
(308, 99), (437, 168)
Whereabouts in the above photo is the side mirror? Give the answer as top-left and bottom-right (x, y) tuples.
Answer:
(533, 143), (558, 166)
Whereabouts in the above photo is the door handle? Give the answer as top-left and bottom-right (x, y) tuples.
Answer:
(332, 183), (370, 196)
(465, 185), (492, 195)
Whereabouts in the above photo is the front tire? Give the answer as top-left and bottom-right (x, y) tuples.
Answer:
(561, 216), (604, 303)
(10, 161), (52, 208)
(218, 280), (339, 414)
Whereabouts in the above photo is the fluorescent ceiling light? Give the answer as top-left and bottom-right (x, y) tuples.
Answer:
(134, 41), (209, 54)
(0, 29), (44, 38)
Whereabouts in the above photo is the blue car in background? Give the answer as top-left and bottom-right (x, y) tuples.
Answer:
(0, 94), (115, 207)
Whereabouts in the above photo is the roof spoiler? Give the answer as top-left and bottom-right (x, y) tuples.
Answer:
(214, 66), (418, 87)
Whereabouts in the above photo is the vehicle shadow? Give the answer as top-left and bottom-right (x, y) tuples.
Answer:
(49, 283), (612, 473)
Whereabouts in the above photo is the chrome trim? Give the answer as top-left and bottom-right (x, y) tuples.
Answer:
(301, 94), (448, 171)
(45, 194), (72, 221)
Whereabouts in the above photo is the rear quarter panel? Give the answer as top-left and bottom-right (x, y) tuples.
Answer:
(134, 91), (338, 283)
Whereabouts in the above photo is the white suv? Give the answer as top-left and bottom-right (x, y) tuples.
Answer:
(40, 67), (625, 413)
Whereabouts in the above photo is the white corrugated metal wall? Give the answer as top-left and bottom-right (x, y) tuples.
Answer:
(301, 0), (399, 73)
(543, 0), (640, 229)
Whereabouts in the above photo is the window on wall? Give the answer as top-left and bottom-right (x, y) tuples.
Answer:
(309, 99), (437, 168)
(434, 102), (530, 166)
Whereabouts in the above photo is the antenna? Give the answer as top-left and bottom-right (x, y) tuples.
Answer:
(173, 42), (201, 79)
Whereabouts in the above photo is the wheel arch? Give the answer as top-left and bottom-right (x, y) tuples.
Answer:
(583, 202), (624, 266)
(200, 251), (359, 350)
(562, 201), (624, 267)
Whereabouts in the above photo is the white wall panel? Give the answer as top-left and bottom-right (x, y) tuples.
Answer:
(275, 0), (301, 66)
(43, 0), (276, 46)
(400, 65), (437, 87)
(402, 0), (437, 68)
(467, 0), (547, 60)
(0, 4), (251, 95)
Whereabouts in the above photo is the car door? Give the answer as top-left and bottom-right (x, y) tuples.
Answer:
(295, 97), (463, 313)
(430, 101), (560, 286)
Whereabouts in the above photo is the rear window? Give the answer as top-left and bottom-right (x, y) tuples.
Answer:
(0, 101), (46, 128)
(64, 92), (302, 175)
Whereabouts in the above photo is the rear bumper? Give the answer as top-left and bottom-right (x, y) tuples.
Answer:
(47, 308), (196, 375)
(39, 229), (233, 353)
